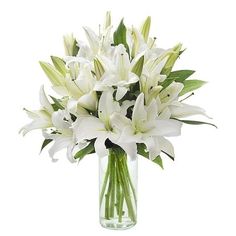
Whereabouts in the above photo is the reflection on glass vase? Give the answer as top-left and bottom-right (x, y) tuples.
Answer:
(99, 146), (137, 230)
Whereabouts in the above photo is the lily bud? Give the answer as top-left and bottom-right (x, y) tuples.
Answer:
(94, 58), (105, 80)
(104, 11), (111, 29)
(161, 43), (182, 76)
(39, 61), (65, 86)
(63, 34), (79, 56)
(140, 16), (151, 42)
(131, 27), (140, 58)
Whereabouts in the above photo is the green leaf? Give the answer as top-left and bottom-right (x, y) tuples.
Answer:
(160, 70), (196, 91)
(74, 141), (95, 160)
(161, 43), (182, 76)
(40, 139), (53, 152)
(94, 58), (105, 80)
(180, 79), (206, 96)
(72, 40), (79, 56)
(132, 55), (144, 77)
(168, 70), (195, 82)
(152, 156), (163, 169)
(39, 61), (64, 86)
(137, 143), (163, 169)
(174, 118), (217, 128)
(50, 96), (64, 111)
(113, 19), (130, 55)
(160, 77), (176, 90)
(72, 40), (79, 57)
(51, 56), (67, 76)
(179, 48), (186, 56)
(140, 16), (151, 42)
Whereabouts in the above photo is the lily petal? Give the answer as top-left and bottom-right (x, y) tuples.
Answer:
(117, 142), (137, 160)
(154, 119), (182, 137)
(132, 93), (147, 127)
(51, 110), (71, 129)
(48, 136), (72, 161)
(143, 137), (160, 160)
(170, 102), (210, 118)
(159, 137), (175, 158)
(116, 86), (128, 100)
(98, 90), (120, 122)
(74, 116), (106, 142)
(94, 135), (108, 157)
(83, 26), (99, 54)
(39, 85), (54, 114)
(78, 91), (98, 111)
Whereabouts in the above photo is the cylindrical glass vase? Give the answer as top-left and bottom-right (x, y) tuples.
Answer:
(99, 147), (137, 230)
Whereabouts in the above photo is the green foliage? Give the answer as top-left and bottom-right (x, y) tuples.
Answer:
(113, 19), (130, 55)
(160, 70), (196, 91)
(132, 56), (144, 77)
(72, 40), (79, 56)
(74, 141), (95, 160)
(168, 70), (195, 82)
(50, 96), (64, 111)
(180, 80), (206, 96)
(174, 118), (217, 128)
(40, 139), (53, 152)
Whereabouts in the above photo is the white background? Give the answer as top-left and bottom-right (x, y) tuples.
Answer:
(0, 0), (235, 235)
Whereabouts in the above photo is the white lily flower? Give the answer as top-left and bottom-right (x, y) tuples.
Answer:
(155, 82), (184, 117)
(95, 45), (139, 100)
(73, 90), (134, 157)
(111, 93), (182, 160)
(159, 82), (184, 108)
(155, 82), (209, 119)
(44, 109), (84, 163)
(57, 62), (98, 111)
(20, 86), (53, 135)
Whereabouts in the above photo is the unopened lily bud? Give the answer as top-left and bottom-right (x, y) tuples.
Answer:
(63, 34), (79, 56)
(94, 58), (105, 80)
(161, 43), (182, 76)
(104, 11), (111, 29)
(140, 16), (151, 42)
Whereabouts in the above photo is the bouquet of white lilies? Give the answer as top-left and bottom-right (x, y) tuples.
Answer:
(20, 12), (215, 229)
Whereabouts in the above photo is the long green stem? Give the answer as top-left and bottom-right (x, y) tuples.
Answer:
(116, 157), (125, 222)
(115, 166), (121, 215)
(121, 157), (137, 204)
(117, 156), (136, 222)
(99, 154), (111, 206)
(100, 148), (136, 223)
(109, 153), (116, 217)
(104, 154), (113, 219)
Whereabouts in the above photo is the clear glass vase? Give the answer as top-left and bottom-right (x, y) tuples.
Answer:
(99, 147), (137, 230)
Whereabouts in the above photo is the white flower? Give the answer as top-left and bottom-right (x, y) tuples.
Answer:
(73, 90), (134, 157)
(44, 109), (85, 163)
(20, 86), (53, 135)
(94, 45), (139, 100)
(111, 93), (182, 160)
(62, 62), (98, 111)
(156, 82), (209, 119)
